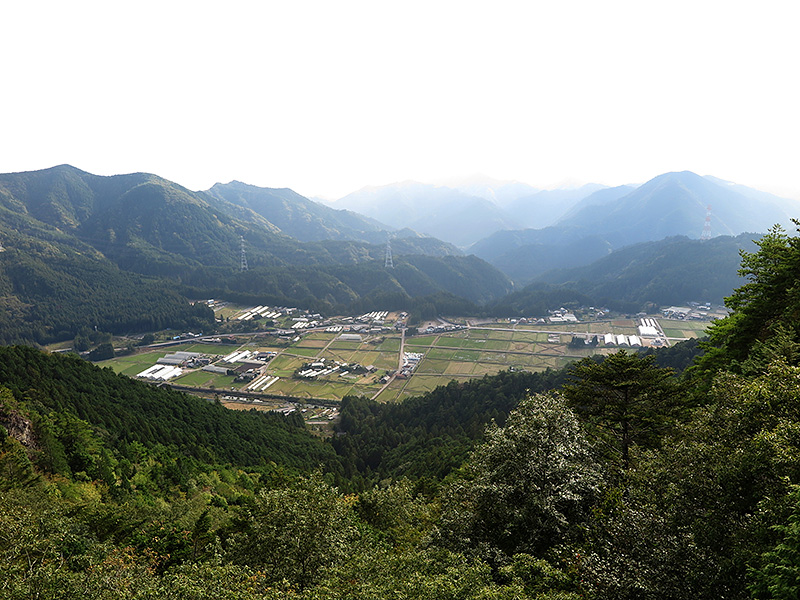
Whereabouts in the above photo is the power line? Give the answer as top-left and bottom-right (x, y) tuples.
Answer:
(384, 235), (394, 269)
(240, 236), (248, 271)
(701, 205), (712, 240)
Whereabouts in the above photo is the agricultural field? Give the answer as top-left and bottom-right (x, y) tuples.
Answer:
(98, 315), (712, 409)
(659, 319), (711, 339)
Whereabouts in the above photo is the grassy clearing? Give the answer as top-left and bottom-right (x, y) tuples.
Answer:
(267, 355), (306, 377)
(173, 370), (218, 387)
(101, 353), (163, 376)
(295, 339), (330, 349)
(405, 335), (438, 346)
(284, 347), (322, 358)
(426, 348), (457, 361)
(329, 340), (364, 351)
(443, 361), (477, 376)
(402, 375), (452, 395)
(374, 337), (402, 352)
(417, 358), (451, 375)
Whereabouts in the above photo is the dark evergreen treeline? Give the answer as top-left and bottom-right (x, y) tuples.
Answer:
(486, 282), (639, 317)
(0, 248), (213, 345)
(332, 368), (568, 489)
(0, 346), (337, 474)
(485, 234), (757, 318)
(537, 233), (756, 307)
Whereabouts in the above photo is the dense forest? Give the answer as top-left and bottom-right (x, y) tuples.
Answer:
(3, 223), (800, 597)
(0, 165), (518, 345)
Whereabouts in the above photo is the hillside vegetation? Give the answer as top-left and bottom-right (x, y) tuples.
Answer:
(487, 233), (757, 316)
(0, 166), (513, 344)
(4, 222), (800, 597)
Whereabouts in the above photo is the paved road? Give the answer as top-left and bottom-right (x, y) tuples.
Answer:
(370, 327), (405, 401)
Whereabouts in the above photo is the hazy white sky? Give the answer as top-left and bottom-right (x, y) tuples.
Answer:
(2, 1), (798, 199)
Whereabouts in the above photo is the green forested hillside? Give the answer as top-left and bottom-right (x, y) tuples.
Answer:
(332, 369), (568, 489)
(485, 234), (756, 316)
(7, 185), (800, 597)
(205, 181), (391, 243)
(0, 166), (511, 343)
(0, 346), (336, 473)
(0, 247), (213, 345)
(538, 233), (755, 306)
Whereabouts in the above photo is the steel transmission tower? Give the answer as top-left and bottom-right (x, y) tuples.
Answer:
(700, 205), (712, 241)
(240, 236), (248, 271)
(384, 235), (394, 269)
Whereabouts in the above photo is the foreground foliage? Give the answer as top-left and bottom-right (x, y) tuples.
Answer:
(6, 221), (800, 597)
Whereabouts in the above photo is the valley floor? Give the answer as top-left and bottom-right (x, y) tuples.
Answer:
(97, 305), (713, 419)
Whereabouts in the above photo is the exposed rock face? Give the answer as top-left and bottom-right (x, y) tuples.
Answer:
(0, 409), (38, 450)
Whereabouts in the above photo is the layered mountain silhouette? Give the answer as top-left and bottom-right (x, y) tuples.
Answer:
(331, 182), (518, 247)
(205, 181), (392, 244)
(469, 171), (798, 282)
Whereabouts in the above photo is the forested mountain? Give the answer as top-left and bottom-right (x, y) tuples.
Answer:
(483, 234), (755, 316)
(535, 233), (757, 306)
(480, 233), (614, 283)
(205, 181), (393, 243)
(0, 345), (336, 472)
(0, 166), (512, 343)
(556, 171), (794, 244)
(470, 171), (799, 282)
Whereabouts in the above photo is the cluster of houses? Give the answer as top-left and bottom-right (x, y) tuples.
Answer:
(592, 318), (666, 348)
(137, 351), (216, 380)
(244, 373), (280, 391)
(294, 357), (377, 380)
(422, 323), (465, 334)
(662, 303), (715, 320)
(358, 311), (389, 323)
(292, 318), (320, 330)
(397, 352), (423, 378)
(638, 318), (660, 337)
(157, 351), (211, 368)
(602, 333), (643, 347)
(220, 349), (275, 364)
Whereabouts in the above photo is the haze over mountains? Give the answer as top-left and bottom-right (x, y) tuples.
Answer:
(0, 164), (796, 345)
(331, 171), (796, 249)
(466, 171), (798, 282)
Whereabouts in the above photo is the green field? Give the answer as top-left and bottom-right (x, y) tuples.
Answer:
(103, 352), (168, 376)
(101, 315), (711, 404)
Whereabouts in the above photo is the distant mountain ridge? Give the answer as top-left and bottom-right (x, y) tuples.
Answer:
(470, 171), (799, 283)
(205, 180), (393, 244)
(555, 171), (792, 243)
(331, 180), (610, 247)
(332, 181), (517, 247)
(488, 233), (758, 316)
